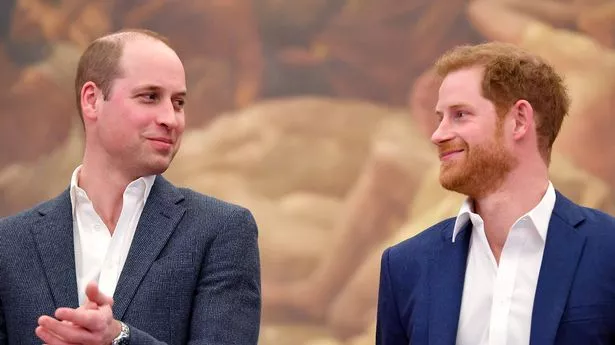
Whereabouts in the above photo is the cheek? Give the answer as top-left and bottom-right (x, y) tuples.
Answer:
(100, 121), (131, 146)
(463, 124), (497, 146)
(177, 113), (187, 133)
(99, 106), (144, 140)
(121, 104), (155, 128)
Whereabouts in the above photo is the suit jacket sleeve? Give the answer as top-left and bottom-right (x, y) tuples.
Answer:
(127, 207), (261, 345)
(376, 248), (409, 345)
(0, 295), (6, 345)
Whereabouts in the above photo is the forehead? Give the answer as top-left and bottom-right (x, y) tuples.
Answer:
(436, 67), (485, 110)
(115, 38), (186, 92)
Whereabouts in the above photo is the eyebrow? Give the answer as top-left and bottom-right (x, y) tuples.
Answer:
(435, 103), (473, 116)
(135, 85), (187, 97)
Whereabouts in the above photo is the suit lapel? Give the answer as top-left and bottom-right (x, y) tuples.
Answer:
(429, 221), (472, 345)
(31, 190), (80, 309)
(530, 192), (586, 345)
(112, 176), (186, 319)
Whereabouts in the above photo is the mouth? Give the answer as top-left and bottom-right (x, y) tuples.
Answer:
(439, 149), (464, 161)
(147, 137), (175, 151)
(147, 137), (174, 144)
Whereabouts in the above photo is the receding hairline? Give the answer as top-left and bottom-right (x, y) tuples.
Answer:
(74, 29), (176, 120)
(97, 28), (171, 46)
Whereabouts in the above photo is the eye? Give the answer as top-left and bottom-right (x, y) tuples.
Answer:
(173, 98), (185, 111)
(139, 92), (159, 102)
(453, 110), (468, 119)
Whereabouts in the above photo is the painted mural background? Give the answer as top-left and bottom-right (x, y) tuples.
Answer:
(2, 0), (615, 344)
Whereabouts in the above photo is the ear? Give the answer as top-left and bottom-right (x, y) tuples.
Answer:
(510, 99), (534, 141)
(80, 81), (103, 122)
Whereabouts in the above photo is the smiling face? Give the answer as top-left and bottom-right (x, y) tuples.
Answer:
(432, 66), (518, 198)
(83, 36), (187, 179)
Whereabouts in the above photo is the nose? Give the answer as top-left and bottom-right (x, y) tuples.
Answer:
(430, 117), (454, 145)
(156, 99), (180, 129)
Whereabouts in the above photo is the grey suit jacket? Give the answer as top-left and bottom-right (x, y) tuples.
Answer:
(0, 175), (261, 344)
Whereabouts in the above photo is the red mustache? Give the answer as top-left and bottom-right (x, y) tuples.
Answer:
(437, 141), (467, 158)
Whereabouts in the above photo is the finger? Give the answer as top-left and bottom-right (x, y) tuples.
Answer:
(55, 306), (113, 333)
(61, 319), (74, 326)
(85, 281), (114, 306)
(38, 315), (89, 340)
(35, 324), (81, 345)
(54, 307), (99, 331)
(82, 300), (98, 310)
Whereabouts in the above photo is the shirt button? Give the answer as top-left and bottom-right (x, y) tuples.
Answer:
(94, 224), (101, 231)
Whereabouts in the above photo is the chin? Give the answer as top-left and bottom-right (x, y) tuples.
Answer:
(142, 159), (172, 176)
(439, 169), (473, 194)
(440, 180), (475, 198)
(439, 164), (461, 180)
(135, 150), (177, 176)
(152, 163), (172, 175)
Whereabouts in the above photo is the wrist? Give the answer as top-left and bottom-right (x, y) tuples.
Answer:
(111, 320), (130, 345)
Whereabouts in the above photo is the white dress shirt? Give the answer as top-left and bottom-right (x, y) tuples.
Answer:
(69, 166), (155, 306)
(454, 182), (556, 345)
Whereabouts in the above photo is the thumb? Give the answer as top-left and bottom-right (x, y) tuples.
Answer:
(85, 281), (114, 307)
(81, 300), (98, 310)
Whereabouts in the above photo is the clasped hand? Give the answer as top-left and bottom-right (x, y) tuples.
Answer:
(36, 282), (121, 345)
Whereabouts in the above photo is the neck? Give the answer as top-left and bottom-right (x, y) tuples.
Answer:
(79, 150), (138, 233)
(472, 161), (549, 262)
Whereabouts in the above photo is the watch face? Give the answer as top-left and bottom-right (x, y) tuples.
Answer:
(113, 333), (129, 345)
(112, 322), (130, 345)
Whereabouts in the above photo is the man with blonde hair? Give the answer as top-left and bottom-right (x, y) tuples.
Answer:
(376, 42), (615, 344)
(0, 29), (261, 345)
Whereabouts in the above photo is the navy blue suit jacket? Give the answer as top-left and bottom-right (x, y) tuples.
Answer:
(0, 176), (261, 344)
(376, 191), (615, 345)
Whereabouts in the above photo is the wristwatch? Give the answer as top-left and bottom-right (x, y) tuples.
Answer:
(112, 321), (130, 345)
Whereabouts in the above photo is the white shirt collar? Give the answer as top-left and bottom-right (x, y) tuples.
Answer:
(452, 181), (556, 243)
(69, 165), (156, 213)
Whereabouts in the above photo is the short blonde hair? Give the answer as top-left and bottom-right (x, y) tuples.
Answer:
(74, 28), (172, 120)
